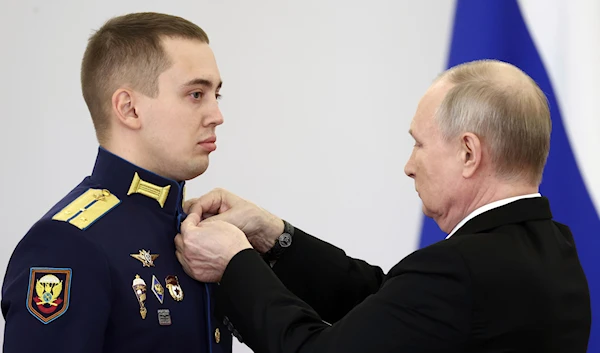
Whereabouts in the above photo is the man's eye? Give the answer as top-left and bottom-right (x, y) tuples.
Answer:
(191, 92), (202, 99)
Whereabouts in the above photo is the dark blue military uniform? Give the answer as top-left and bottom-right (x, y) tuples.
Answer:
(2, 147), (233, 352)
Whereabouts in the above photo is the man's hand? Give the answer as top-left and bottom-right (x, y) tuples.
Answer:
(184, 188), (285, 254)
(175, 213), (252, 283)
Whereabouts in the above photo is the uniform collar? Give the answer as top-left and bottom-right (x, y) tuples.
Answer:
(90, 146), (185, 216)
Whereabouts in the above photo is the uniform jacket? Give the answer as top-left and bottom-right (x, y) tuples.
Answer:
(2, 147), (232, 352)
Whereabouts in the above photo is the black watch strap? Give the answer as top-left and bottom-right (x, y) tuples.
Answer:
(263, 220), (294, 262)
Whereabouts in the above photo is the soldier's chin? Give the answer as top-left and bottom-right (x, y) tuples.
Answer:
(184, 160), (209, 180)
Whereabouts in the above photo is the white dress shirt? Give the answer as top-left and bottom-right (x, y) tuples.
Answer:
(446, 193), (542, 239)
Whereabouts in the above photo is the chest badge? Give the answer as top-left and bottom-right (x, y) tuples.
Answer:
(151, 275), (165, 304)
(157, 309), (172, 326)
(132, 275), (148, 319)
(165, 275), (184, 302)
(130, 249), (159, 267)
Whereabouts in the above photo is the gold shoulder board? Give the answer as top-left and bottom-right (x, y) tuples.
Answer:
(52, 188), (120, 230)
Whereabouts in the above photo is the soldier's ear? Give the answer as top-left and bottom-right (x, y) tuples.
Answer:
(111, 88), (141, 130)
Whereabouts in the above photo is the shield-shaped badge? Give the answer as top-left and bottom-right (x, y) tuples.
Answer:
(165, 275), (184, 301)
(27, 267), (71, 324)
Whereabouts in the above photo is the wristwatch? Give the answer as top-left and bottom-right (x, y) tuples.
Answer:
(263, 219), (294, 261)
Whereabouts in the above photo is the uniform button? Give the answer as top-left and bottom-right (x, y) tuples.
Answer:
(214, 328), (221, 343)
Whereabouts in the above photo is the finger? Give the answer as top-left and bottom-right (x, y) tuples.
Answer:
(175, 250), (192, 277)
(187, 189), (223, 216)
(201, 213), (217, 220)
(198, 212), (231, 224)
(181, 213), (201, 234)
(175, 249), (184, 265)
(174, 233), (184, 251)
(183, 198), (198, 214)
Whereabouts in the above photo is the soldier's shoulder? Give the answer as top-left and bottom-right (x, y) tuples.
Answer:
(39, 182), (122, 233)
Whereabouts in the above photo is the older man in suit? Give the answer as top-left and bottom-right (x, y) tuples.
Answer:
(175, 59), (591, 353)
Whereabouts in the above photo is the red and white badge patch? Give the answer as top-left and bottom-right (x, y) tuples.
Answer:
(27, 267), (71, 324)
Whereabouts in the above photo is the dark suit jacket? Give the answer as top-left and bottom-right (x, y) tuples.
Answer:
(216, 197), (591, 353)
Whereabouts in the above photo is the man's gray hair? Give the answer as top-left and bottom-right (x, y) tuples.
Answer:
(435, 59), (551, 185)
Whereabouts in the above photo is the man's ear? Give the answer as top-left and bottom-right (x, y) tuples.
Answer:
(461, 132), (482, 178)
(111, 88), (141, 130)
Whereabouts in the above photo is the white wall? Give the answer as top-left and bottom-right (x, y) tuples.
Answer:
(0, 0), (454, 351)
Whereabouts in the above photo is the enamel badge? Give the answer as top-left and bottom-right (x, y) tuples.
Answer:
(151, 275), (165, 304)
(130, 249), (159, 267)
(27, 267), (71, 324)
(132, 274), (148, 319)
(165, 275), (184, 301)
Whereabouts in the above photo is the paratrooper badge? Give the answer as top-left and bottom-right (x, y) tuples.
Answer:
(132, 275), (148, 319)
(27, 268), (71, 324)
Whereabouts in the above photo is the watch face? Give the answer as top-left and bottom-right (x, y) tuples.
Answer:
(279, 233), (292, 247)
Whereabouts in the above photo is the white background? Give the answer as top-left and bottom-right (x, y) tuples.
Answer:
(1, 1), (598, 352)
